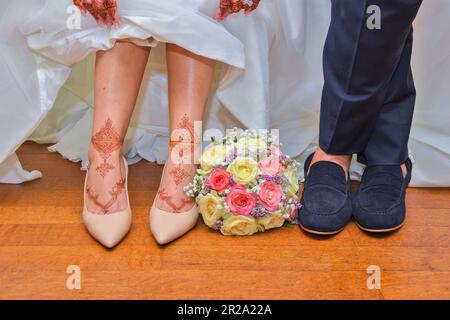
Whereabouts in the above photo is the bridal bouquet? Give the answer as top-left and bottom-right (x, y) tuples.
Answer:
(185, 129), (300, 236)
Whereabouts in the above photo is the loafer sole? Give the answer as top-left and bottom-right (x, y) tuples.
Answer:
(300, 223), (345, 236)
(356, 221), (405, 233)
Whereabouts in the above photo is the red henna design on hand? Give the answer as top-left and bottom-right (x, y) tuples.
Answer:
(73, 0), (119, 27)
(215, 0), (261, 21)
(73, 0), (86, 14)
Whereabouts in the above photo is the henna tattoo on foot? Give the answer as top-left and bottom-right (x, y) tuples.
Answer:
(156, 114), (197, 212)
(96, 161), (116, 178)
(86, 178), (126, 214)
(157, 188), (193, 213)
(170, 166), (191, 186)
(86, 118), (125, 214)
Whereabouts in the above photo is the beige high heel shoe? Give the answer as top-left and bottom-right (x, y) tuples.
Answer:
(83, 157), (132, 248)
(150, 163), (199, 245)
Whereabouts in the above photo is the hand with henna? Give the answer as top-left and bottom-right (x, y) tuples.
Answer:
(215, 0), (261, 21)
(73, 0), (120, 28)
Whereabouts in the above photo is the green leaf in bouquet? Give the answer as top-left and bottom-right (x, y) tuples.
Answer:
(196, 168), (209, 176)
(257, 224), (266, 233)
(283, 222), (295, 229)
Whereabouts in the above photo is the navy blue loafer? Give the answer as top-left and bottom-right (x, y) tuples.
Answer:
(298, 153), (353, 235)
(353, 159), (413, 233)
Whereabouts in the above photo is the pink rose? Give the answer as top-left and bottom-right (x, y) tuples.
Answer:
(288, 206), (297, 223)
(230, 183), (246, 192)
(226, 186), (256, 216)
(259, 156), (282, 177)
(269, 145), (284, 160)
(258, 181), (283, 212)
(209, 168), (231, 193)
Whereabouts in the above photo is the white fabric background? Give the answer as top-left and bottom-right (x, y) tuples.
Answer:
(0, 0), (449, 186)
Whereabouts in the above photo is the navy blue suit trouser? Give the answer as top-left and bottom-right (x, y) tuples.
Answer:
(320, 0), (423, 165)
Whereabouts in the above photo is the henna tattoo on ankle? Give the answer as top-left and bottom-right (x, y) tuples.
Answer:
(86, 118), (125, 214)
(86, 178), (126, 214)
(177, 114), (195, 141)
(91, 118), (122, 178)
(156, 114), (197, 212)
(170, 113), (195, 178)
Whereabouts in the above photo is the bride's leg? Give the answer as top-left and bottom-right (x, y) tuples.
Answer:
(155, 44), (215, 212)
(86, 41), (150, 214)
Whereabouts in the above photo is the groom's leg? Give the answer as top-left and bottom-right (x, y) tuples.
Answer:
(358, 30), (415, 166)
(353, 29), (417, 232)
(319, 0), (422, 157)
(299, 0), (422, 235)
(316, 0), (423, 233)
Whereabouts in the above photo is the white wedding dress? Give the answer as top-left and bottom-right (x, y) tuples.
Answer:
(1, 0), (449, 186)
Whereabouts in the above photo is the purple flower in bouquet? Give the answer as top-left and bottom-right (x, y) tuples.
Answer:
(212, 220), (223, 231)
(260, 174), (290, 186)
(251, 205), (269, 218)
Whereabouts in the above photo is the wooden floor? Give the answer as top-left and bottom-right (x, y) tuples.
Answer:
(0, 142), (449, 300)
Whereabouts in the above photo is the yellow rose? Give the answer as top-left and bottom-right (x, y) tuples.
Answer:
(284, 167), (300, 197)
(236, 137), (268, 159)
(221, 215), (258, 236)
(257, 213), (285, 231)
(228, 157), (259, 185)
(198, 194), (225, 228)
(200, 144), (228, 172)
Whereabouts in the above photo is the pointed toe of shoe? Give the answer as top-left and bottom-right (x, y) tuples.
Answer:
(83, 209), (132, 249)
(151, 228), (174, 246)
(149, 205), (199, 245)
